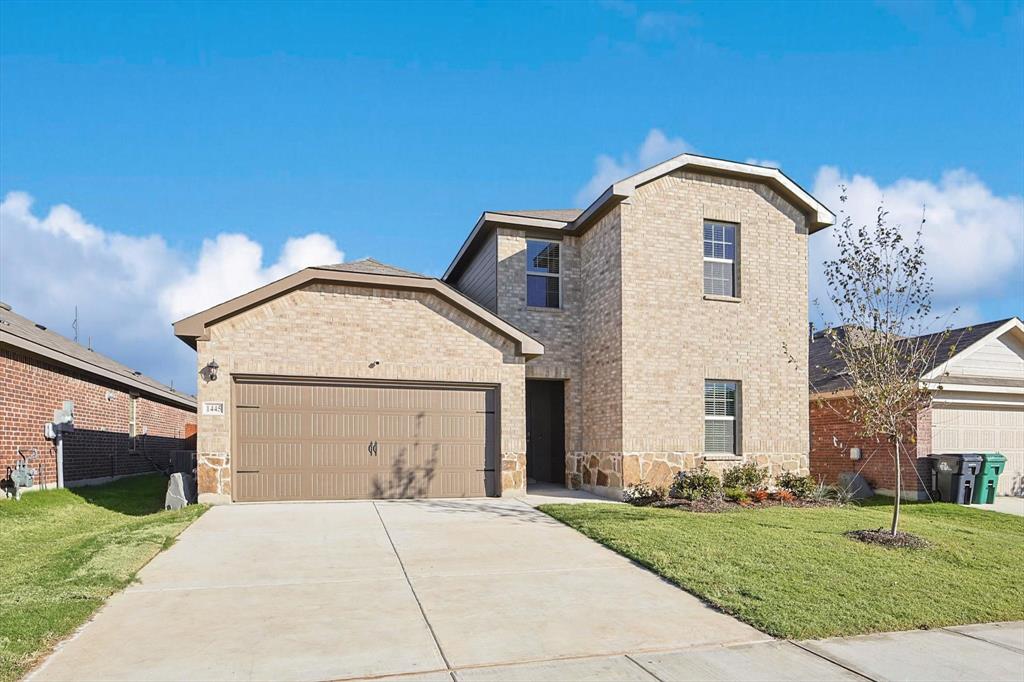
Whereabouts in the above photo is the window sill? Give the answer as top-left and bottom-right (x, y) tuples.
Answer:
(703, 294), (742, 303)
(702, 453), (742, 461)
(526, 306), (564, 313)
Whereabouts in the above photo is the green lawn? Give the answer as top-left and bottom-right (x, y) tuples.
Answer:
(540, 500), (1024, 640)
(0, 475), (205, 682)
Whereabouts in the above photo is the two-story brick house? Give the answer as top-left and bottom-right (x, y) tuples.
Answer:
(174, 154), (833, 503)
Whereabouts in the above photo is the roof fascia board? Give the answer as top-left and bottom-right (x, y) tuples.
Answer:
(572, 154), (835, 233)
(809, 388), (855, 400)
(173, 270), (315, 342)
(0, 330), (196, 410)
(443, 213), (490, 281)
(924, 381), (1024, 395)
(922, 318), (1024, 380)
(445, 154), (835, 280)
(173, 269), (544, 357)
(930, 392), (1024, 408)
(564, 185), (623, 236)
(443, 213), (569, 281)
(483, 212), (570, 229)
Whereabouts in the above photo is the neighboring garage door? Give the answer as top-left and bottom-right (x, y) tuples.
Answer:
(233, 379), (496, 502)
(932, 405), (1024, 497)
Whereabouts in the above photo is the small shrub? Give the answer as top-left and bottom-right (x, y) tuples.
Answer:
(622, 482), (665, 506)
(669, 465), (722, 501)
(776, 472), (816, 499)
(722, 462), (769, 492)
(808, 479), (835, 503)
(751, 489), (770, 503)
(831, 481), (857, 506)
(723, 486), (749, 503)
(775, 489), (796, 503)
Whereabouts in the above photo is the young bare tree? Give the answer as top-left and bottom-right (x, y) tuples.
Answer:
(818, 190), (954, 536)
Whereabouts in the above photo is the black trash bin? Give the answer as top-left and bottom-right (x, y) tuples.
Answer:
(929, 453), (984, 504)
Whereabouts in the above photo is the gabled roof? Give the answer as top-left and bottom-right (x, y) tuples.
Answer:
(0, 302), (196, 410)
(809, 317), (1022, 396)
(491, 209), (584, 222)
(173, 260), (544, 357)
(317, 258), (426, 278)
(444, 153), (835, 281)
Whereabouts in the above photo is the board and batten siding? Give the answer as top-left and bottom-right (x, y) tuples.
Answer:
(451, 230), (498, 312)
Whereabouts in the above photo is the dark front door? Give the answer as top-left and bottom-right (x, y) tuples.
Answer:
(526, 380), (566, 484)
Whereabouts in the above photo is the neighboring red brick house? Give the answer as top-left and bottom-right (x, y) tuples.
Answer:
(809, 318), (1024, 499)
(809, 396), (933, 498)
(1, 301), (196, 491)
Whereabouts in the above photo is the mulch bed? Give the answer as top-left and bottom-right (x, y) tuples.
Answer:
(645, 497), (838, 513)
(845, 528), (931, 549)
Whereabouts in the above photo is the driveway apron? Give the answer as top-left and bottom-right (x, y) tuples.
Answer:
(29, 498), (763, 681)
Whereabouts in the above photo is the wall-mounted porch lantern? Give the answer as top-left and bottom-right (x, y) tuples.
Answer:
(200, 359), (219, 382)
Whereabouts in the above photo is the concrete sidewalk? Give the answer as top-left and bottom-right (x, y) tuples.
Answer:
(357, 622), (1024, 681)
(977, 496), (1024, 517)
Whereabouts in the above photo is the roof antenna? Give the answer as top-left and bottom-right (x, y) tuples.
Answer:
(72, 305), (79, 342)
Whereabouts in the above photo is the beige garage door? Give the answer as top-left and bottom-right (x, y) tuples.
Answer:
(233, 379), (497, 502)
(932, 405), (1024, 497)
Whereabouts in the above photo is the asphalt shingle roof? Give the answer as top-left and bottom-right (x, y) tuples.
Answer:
(0, 302), (196, 407)
(490, 209), (583, 223)
(809, 318), (1015, 394)
(315, 258), (427, 278)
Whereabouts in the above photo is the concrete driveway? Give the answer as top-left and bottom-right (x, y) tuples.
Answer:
(30, 495), (765, 682)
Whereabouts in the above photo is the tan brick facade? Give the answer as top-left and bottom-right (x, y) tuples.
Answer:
(483, 171), (813, 497)
(186, 162), (824, 503)
(194, 283), (526, 503)
(617, 171), (811, 489)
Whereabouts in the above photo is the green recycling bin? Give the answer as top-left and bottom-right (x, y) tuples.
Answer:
(972, 453), (1007, 504)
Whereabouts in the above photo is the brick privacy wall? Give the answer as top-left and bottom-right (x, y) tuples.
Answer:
(618, 170), (811, 486)
(1, 347), (196, 487)
(195, 283), (527, 503)
(809, 396), (932, 498)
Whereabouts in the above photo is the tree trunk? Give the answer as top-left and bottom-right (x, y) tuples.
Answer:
(891, 437), (902, 536)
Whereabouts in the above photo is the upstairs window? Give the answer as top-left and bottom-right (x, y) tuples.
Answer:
(703, 220), (737, 297)
(526, 239), (561, 308)
(704, 380), (739, 454)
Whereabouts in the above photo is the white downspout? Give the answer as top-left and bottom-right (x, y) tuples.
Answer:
(56, 434), (65, 488)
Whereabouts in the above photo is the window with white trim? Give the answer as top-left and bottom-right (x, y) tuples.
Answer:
(526, 239), (560, 308)
(129, 394), (139, 453)
(704, 380), (738, 454)
(703, 220), (737, 296)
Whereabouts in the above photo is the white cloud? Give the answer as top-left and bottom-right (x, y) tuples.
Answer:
(159, 233), (341, 322)
(598, 1), (698, 41)
(0, 192), (343, 392)
(744, 157), (781, 169)
(810, 167), (1024, 326)
(574, 129), (693, 206)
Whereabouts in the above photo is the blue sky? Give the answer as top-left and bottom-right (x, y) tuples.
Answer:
(1, 1), (1022, 391)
